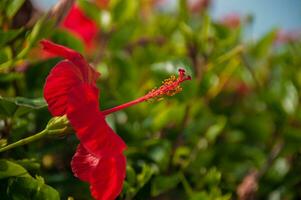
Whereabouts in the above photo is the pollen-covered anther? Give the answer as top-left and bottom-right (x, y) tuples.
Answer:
(145, 68), (191, 100)
(102, 68), (191, 115)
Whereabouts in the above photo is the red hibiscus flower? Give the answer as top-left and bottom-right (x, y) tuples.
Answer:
(275, 29), (301, 45)
(62, 5), (98, 47)
(42, 40), (126, 200)
(41, 40), (191, 199)
(220, 13), (241, 29)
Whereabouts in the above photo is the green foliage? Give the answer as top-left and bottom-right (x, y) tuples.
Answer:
(7, 176), (59, 200)
(6, 0), (25, 18)
(0, 96), (46, 117)
(0, 159), (29, 179)
(0, 159), (59, 199)
(1, 0), (301, 199)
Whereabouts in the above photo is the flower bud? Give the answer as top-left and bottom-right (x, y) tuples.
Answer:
(46, 115), (73, 137)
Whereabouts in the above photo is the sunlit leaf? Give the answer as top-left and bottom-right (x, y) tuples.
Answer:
(6, 0), (25, 18)
(0, 159), (30, 179)
(151, 173), (180, 197)
(7, 176), (60, 200)
(0, 96), (46, 117)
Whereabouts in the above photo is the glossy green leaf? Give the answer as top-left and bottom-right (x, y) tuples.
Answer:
(7, 176), (60, 200)
(6, 0), (25, 18)
(252, 29), (277, 57)
(51, 29), (85, 53)
(151, 173), (181, 197)
(0, 47), (12, 64)
(0, 159), (30, 179)
(0, 96), (46, 117)
(205, 117), (226, 143)
(137, 163), (157, 188)
(148, 140), (172, 171)
(0, 28), (24, 47)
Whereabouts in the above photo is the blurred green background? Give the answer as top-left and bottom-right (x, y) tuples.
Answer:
(0, 0), (301, 199)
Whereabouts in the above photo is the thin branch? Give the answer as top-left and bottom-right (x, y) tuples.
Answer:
(0, 130), (48, 153)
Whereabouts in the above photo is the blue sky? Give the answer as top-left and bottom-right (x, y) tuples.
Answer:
(211, 0), (301, 37)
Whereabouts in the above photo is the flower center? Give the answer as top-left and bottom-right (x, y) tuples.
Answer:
(145, 69), (191, 100)
(102, 69), (191, 116)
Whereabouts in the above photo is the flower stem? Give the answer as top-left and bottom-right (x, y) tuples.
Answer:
(0, 130), (48, 153)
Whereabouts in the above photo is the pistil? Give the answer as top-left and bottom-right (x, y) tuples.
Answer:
(102, 69), (191, 115)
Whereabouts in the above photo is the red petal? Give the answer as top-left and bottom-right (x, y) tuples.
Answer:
(40, 40), (99, 84)
(67, 83), (127, 157)
(71, 144), (126, 200)
(44, 60), (83, 116)
(90, 154), (126, 200)
(71, 144), (100, 182)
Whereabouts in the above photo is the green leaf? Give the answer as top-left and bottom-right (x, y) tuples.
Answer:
(17, 18), (55, 60)
(281, 81), (298, 115)
(252, 29), (277, 58)
(78, 0), (101, 24)
(0, 160), (59, 199)
(0, 159), (30, 179)
(178, 0), (188, 21)
(205, 116), (226, 143)
(0, 98), (17, 117)
(137, 163), (157, 188)
(190, 191), (208, 200)
(16, 159), (41, 173)
(126, 165), (136, 185)
(0, 72), (22, 82)
(12, 97), (47, 109)
(7, 176), (60, 200)
(6, 0), (25, 18)
(173, 146), (191, 168)
(151, 174), (181, 197)
(0, 47), (12, 64)
(112, 0), (138, 23)
(0, 96), (47, 117)
(148, 140), (172, 171)
(51, 29), (85, 53)
(203, 167), (222, 186)
(0, 139), (7, 147)
(0, 28), (24, 47)
(152, 102), (186, 131)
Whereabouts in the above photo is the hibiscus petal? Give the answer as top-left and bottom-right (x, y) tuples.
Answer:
(67, 83), (127, 157)
(42, 40), (127, 200)
(71, 145), (126, 200)
(44, 60), (83, 116)
(40, 40), (99, 84)
(90, 154), (126, 200)
(71, 144), (100, 182)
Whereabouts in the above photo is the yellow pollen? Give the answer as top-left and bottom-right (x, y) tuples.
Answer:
(144, 68), (191, 102)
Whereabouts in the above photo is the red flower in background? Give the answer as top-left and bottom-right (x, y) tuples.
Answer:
(188, 0), (211, 13)
(220, 13), (241, 29)
(275, 29), (301, 45)
(62, 5), (98, 47)
(42, 40), (191, 199)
